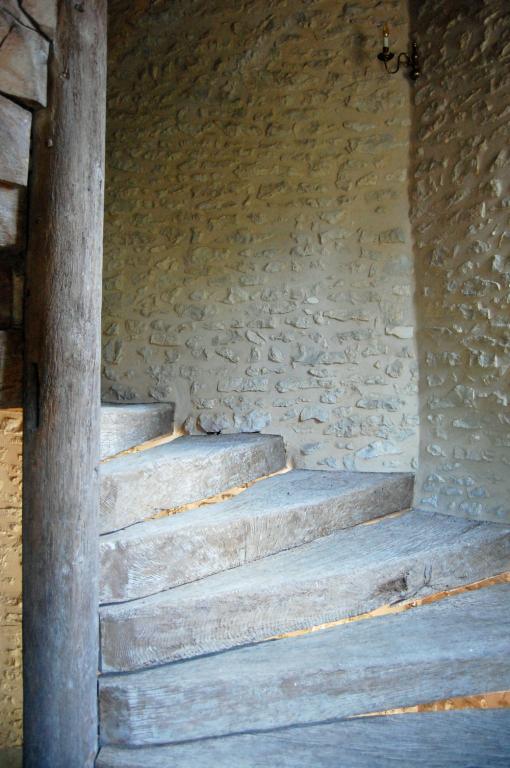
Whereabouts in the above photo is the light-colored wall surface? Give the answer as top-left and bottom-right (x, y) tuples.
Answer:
(411, 0), (510, 523)
(103, 0), (419, 473)
(0, 411), (22, 749)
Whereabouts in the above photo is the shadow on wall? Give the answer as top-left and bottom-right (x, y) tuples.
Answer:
(409, 0), (510, 523)
(0, 747), (21, 768)
(102, 0), (419, 475)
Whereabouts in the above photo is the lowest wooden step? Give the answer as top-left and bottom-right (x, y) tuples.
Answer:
(97, 709), (510, 767)
(99, 582), (510, 746)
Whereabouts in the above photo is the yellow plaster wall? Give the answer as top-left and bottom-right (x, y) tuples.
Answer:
(0, 410), (22, 748)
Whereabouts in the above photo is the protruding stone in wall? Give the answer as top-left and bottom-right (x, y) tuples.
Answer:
(0, 96), (31, 186)
(0, 1), (49, 107)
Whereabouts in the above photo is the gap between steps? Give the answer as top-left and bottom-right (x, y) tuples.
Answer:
(266, 572), (510, 641)
(109, 463), (294, 530)
(149, 463), (293, 520)
(360, 507), (410, 525)
(100, 426), (187, 464)
(356, 690), (510, 718)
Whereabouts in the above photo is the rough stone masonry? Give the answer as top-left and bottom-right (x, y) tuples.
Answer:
(410, 0), (510, 523)
(102, 0), (419, 474)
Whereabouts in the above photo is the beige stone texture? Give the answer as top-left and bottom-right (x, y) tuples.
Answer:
(410, 0), (510, 523)
(102, 0), (419, 474)
(0, 410), (22, 748)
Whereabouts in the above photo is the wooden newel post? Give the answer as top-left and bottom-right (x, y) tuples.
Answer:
(23, 2), (106, 766)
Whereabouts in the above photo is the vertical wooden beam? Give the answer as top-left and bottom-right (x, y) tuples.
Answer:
(22, 2), (106, 766)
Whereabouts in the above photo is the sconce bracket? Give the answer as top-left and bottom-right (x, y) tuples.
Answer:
(378, 41), (420, 80)
(377, 50), (394, 63)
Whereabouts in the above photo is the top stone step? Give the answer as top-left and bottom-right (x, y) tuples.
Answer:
(100, 433), (286, 533)
(101, 403), (175, 459)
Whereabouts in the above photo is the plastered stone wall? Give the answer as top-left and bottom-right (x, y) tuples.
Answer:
(410, 0), (510, 523)
(0, 411), (22, 748)
(103, 0), (419, 473)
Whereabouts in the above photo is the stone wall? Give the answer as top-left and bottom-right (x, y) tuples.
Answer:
(103, 0), (419, 473)
(410, 0), (510, 523)
(0, 412), (22, 750)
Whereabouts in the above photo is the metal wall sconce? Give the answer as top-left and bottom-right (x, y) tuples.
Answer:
(377, 23), (420, 80)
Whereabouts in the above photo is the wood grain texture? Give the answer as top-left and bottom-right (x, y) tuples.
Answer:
(0, 329), (22, 406)
(0, 95), (31, 186)
(100, 469), (413, 602)
(97, 710), (510, 768)
(22, 1), (107, 766)
(100, 403), (175, 459)
(0, 184), (24, 250)
(0, 1), (49, 106)
(99, 583), (510, 746)
(100, 433), (286, 533)
(100, 510), (510, 671)
(21, 0), (58, 38)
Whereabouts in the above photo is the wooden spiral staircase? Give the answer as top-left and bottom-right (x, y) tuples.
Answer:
(95, 404), (510, 767)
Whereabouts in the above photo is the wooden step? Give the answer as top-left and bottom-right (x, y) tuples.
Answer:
(100, 469), (413, 602)
(97, 709), (510, 767)
(100, 433), (286, 533)
(100, 511), (509, 671)
(99, 583), (510, 746)
(100, 403), (175, 459)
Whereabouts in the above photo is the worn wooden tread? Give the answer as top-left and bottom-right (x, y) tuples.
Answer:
(100, 510), (510, 671)
(99, 583), (510, 746)
(100, 469), (413, 602)
(100, 433), (286, 533)
(100, 403), (175, 459)
(97, 709), (510, 767)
